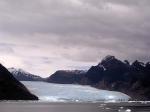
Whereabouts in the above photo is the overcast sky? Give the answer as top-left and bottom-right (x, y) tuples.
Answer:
(0, 0), (150, 77)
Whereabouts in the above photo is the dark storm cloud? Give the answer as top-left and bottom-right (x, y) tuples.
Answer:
(0, 0), (150, 76)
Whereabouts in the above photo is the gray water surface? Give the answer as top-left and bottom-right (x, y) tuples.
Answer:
(0, 102), (150, 112)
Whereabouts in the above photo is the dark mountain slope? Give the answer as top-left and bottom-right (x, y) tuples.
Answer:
(0, 64), (38, 100)
(85, 56), (150, 100)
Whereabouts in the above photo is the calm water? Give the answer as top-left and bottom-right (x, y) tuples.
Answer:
(0, 102), (150, 112)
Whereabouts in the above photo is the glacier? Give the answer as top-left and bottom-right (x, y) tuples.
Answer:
(22, 81), (130, 102)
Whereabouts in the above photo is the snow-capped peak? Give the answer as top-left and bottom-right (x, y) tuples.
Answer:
(101, 55), (115, 63)
(8, 67), (43, 81)
(8, 67), (30, 75)
(98, 64), (106, 71)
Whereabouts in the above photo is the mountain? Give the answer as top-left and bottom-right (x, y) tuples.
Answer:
(8, 68), (44, 81)
(85, 55), (150, 100)
(86, 55), (130, 84)
(47, 55), (150, 100)
(46, 70), (87, 84)
(0, 64), (38, 100)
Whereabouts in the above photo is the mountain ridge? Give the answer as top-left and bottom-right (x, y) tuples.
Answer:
(5, 55), (150, 100)
(47, 55), (150, 100)
(8, 67), (44, 81)
(46, 70), (86, 84)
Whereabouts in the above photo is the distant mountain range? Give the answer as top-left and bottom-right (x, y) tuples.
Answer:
(0, 64), (38, 100)
(4, 55), (150, 100)
(8, 68), (44, 81)
(47, 55), (150, 100)
(46, 70), (87, 84)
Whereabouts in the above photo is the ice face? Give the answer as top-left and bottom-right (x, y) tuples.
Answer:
(22, 81), (130, 102)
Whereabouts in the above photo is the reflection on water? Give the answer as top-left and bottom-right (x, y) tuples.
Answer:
(0, 101), (150, 112)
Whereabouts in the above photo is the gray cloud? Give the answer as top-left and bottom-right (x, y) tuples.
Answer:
(0, 43), (15, 54)
(0, 0), (150, 77)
